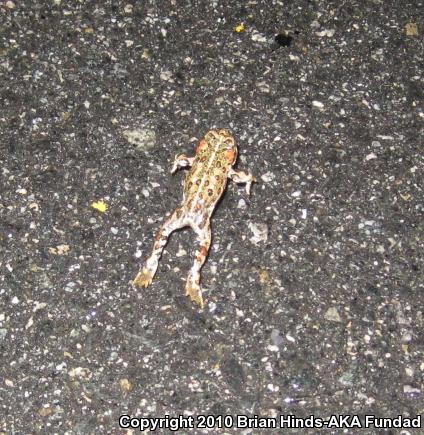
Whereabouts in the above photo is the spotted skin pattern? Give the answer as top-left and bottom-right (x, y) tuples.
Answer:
(133, 129), (255, 307)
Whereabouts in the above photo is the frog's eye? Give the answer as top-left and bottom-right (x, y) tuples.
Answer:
(196, 139), (208, 153)
(224, 139), (234, 149)
(205, 131), (219, 145)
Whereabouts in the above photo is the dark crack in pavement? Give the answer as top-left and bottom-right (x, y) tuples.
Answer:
(0, 1), (423, 434)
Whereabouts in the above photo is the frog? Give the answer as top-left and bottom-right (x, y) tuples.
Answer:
(132, 129), (256, 308)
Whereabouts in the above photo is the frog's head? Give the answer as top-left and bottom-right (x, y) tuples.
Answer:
(196, 129), (237, 164)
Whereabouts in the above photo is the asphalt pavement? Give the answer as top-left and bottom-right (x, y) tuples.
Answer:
(1, 0), (423, 434)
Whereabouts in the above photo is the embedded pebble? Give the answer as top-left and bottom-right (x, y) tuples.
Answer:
(248, 222), (269, 245)
(251, 31), (267, 42)
(123, 129), (156, 151)
(325, 307), (342, 322)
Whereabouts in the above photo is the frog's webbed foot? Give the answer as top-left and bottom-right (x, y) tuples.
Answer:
(133, 207), (187, 291)
(228, 168), (256, 195)
(171, 154), (195, 174)
(185, 279), (205, 308)
(133, 268), (154, 288)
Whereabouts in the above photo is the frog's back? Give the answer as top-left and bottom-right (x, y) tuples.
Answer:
(183, 129), (238, 212)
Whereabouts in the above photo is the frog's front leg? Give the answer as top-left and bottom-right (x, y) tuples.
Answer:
(133, 207), (185, 289)
(185, 222), (211, 308)
(171, 154), (194, 174)
(228, 168), (256, 195)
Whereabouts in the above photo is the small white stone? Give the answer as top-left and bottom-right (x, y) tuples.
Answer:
(324, 306), (342, 322)
(316, 28), (335, 37)
(267, 383), (279, 392)
(261, 171), (275, 182)
(248, 222), (268, 245)
(11, 296), (19, 305)
(33, 302), (46, 313)
(141, 48), (150, 59)
(405, 366), (414, 377)
(25, 317), (34, 330)
(160, 70), (172, 81)
(403, 385), (420, 394)
(291, 190), (301, 197)
(175, 248), (187, 257)
(55, 362), (67, 371)
(312, 100), (324, 108)
(256, 81), (270, 93)
(365, 152), (377, 161)
(237, 198), (247, 209)
(235, 308), (244, 317)
(251, 31), (267, 42)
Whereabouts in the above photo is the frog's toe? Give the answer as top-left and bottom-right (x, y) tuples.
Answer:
(185, 281), (204, 308)
(133, 269), (154, 288)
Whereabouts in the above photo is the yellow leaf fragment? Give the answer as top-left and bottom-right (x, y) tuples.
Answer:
(48, 244), (70, 255)
(61, 111), (71, 121)
(38, 406), (54, 417)
(258, 269), (271, 285)
(234, 23), (245, 33)
(405, 23), (418, 36)
(91, 200), (108, 213)
(120, 378), (133, 392)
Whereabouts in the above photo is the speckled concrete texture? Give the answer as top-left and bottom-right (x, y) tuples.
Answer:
(1, 1), (423, 434)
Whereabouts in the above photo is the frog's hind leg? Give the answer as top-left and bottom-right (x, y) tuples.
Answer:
(133, 207), (185, 288)
(185, 220), (211, 308)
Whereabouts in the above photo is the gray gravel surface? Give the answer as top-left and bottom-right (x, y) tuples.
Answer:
(1, 0), (423, 434)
